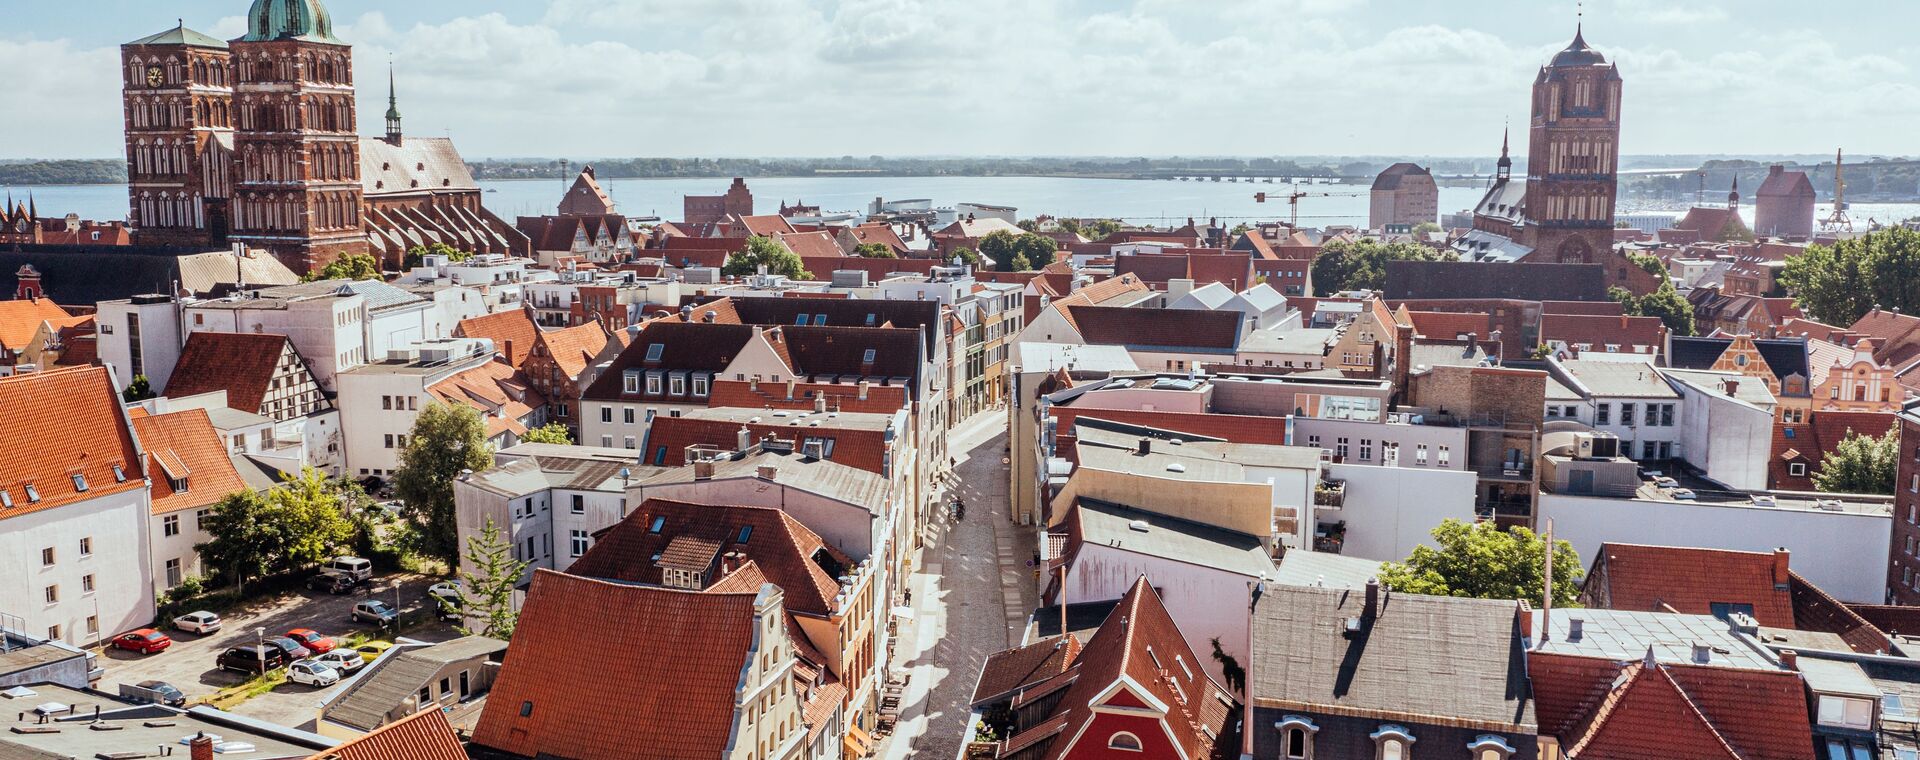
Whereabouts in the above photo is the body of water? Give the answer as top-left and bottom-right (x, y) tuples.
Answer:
(15, 177), (1920, 231)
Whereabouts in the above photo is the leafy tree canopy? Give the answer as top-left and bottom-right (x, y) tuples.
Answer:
(306, 253), (382, 282)
(521, 422), (573, 445)
(1379, 519), (1584, 608)
(1778, 227), (1920, 326)
(979, 230), (1058, 271)
(122, 375), (155, 402)
(723, 235), (814, 279)
(1813, 429), (1899, 495)
(393, 403), (494, 560)
(1608, 283), (1695, 337)
(853, 242), (898, 259)
(450, 518), (531, 640)
(1309, 239), (1455, 295)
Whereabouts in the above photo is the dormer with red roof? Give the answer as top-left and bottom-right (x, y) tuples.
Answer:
(989, 577), (1235, 760)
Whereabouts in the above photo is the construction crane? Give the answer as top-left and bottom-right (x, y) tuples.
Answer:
(1254, 184), (1367, 227)
(1819, 148), (1852, 234)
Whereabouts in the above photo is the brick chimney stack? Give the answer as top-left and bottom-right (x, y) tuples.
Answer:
(190, 732), (215, 760)
(1773, 548), (1791, 587)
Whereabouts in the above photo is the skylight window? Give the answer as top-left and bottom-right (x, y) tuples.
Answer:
(736, 525), (753, 544)
(649, 516), (665, 533)
(795, 314), (810, 325)
(71, 474), (87, 493)
(24, 484), (39, 503)
(862, 349), (877, 363)
(0, 490), (11, 508)
(111, 464), (126, 483)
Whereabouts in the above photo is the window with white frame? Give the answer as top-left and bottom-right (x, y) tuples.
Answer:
(163, 514), (180, 537)
(622, 371), (640, 394)
(1106, 732), (1142, 752)
(692, 374), (709, 397)
(1468, 735), (1515, 760)
(645, 373), (662, 395)
(1371, 725), (1414, 760)
(1277, 715), (1317, 759)
(570, 530), (589, 557)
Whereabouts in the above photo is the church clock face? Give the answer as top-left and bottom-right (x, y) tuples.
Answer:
(146, 66), (164, 87)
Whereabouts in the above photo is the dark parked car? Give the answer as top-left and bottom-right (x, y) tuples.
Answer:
(306, 572), (359, 595)
(217, 645), (289, 675)
(263, 636), (311, 660)
(119, 680), (185, 706)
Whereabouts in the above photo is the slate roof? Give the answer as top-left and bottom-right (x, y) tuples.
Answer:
(1247, 584), (1535, 730)
(1384, 260), (1610, 301)
(1065, 304), (1243, 354)
(1667, 336), (1811, 383)
(470, 570), (761, 759)
(0, 367), (144, 520)
(165, 331), (295, 414)
(566, 498), (853, 616)
(325, 636), (507, 733)
(1071, 499), (1276, 577)
(132, 409), (249, 516)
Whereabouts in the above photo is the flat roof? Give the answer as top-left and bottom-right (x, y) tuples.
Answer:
(675, 405), (896, 432)
(1076, 499), (1276, 577)
(0, 683), (329, 759)
(1557, 359), (1680, 399)
(1531, 609), (1780, 669)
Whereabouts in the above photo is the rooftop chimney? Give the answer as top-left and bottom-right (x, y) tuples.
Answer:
(1363, 577), (1380, 618)
(785, 377), (796, 400)
(1516, 599), (1533, 641)
(680, 304), (694, 321)
(736, 426), (752, 452)
(1779, 649), (1799, 671)
(756, 465), (778, 481)
(693, 459), (715, 481)
(1723, 378), (1740, 396)
(1568, 616), (1584, 641)
(1773, 547), (1791, 587)
(1136, 437), (1152, 455)
(502, 339), (515, 366)
(190, 732), (215, 760)
(858, 380), (870, 401)
(814, 394), (827, 414)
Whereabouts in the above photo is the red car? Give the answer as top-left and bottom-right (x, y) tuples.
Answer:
(285, 628), (337, 654)
(111, 629), (172, 655)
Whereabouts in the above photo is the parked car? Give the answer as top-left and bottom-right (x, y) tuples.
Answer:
(1653, 476), (1679, 489)
(427, 581), (461, 604)
(306, 572), (359, 595)
(217, 645), (289, 675)
(284, 629), (337, 654)
(287, 659), (341, 687)
(172, 611), (222, 635)
(119, 680), (186, 707)
(353, 641), (394, 663)
(313, 650), (366, 674)
(350, 600), (398, 627)
(1671, 488), (1697, 500)
(328, 556), (374, 583)
(110, 629), (172, 655)
(264, 636), (311, 660)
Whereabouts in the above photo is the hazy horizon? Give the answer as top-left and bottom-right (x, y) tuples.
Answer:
(7, 0), (1918, 160)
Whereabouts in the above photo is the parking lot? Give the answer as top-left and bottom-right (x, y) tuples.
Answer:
(95, 572), (461, 730)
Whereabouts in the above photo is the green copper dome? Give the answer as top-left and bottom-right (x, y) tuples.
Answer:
(240, 0), (342, 44)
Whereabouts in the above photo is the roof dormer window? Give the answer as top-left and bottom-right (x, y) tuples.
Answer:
(112, 464), (127, 483)
(24, 484), (40, 503)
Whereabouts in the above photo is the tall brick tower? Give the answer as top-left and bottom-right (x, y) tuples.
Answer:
(228, 0), (367, 273)
(121, 23), (235, 247)
(1523, 26), (1622, 266)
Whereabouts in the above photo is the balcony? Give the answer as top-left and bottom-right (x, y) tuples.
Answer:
(1314, 480), (1346, 509)
(1313, 521), (1347, 554)
(1473, 464), (1535, 482)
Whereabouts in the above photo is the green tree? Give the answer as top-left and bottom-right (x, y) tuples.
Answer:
(1813, 429), (1899, 495)
(305, 253), (382, 282)
(521, 422), (573, 445)
(404, 241), (471, 268)
(393, 403), (495, 561)
(196, 490), (286, 596)
(1410, 221), (1441, 236)
(122, 375), (155, 402)
(1379, 519), (1584, 608)
(1779, 227), (1920, 325)
(722, 235), (813, 279)
(1608, 284), (1695, 337)
(448, 518), (531, 640)
(270, 466), (356, 570)
(950, 246), (984, 268)
(979, 231), (1057, 271)
(1011, 253), (1032, 273)
(1309, 239), (1457, 295)
(852, 242), (898, 259)
(1626, 251), (1668, 278)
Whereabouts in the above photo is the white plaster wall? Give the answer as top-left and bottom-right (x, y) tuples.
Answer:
(1325, 463), (1479, 563)
(0, 489), (154, 646)
(1064, 543), (1253, 687)
(1539, 492), (1891, 603)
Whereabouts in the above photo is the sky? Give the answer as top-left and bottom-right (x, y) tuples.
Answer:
(5, 0), (1918, 160)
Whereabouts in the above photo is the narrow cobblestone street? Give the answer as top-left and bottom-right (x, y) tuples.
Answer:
(882, 410), (1035, 759)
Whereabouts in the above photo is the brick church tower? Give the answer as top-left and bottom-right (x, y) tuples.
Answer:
(1522, 26), (1622, 267)
(227, 0), (368, 272)
(121, 23), (235, 247)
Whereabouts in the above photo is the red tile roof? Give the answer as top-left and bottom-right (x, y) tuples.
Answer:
(471, 570), (761, 759)
(800, 256), (942, 281)
(132, 408), (249, 515)
(1541, 313), (1668, 354)
(0, 297), (70, 351)
(706, 378), (907, 415)
(641, 414), (891, 475)
(1004, 577), (1232, 760)
(1407, 310), (1497, 341)
(427, 358), (545, 440)
(846, 223), (909, 253)
(1531, 651), (1813, 760)
(774, 230), (844, 260)
(164, 331), (294, 414)
(1770, 411), (1898, 491)
(566, 498), (854, 617)
(454, 309), (541, 370)
(733, 214), (797, 237)
(538, 321), (614, 380)
(971, 635), (1080, 706)
(1849, 308), (1920, 376)
(308, 706), (468, 760)
(1580, 543), (1795, 627)
(0, 367), (143, 520)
